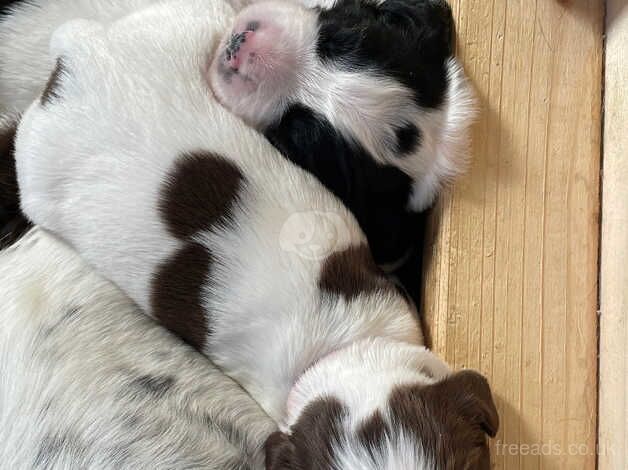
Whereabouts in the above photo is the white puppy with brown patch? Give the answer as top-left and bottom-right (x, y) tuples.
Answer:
(1, 0), (475, 306)
(14, 1), (496, 467)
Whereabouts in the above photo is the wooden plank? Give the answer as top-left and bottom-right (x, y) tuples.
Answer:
(599, 1), (628, 468)
(423, 1), (604, 468)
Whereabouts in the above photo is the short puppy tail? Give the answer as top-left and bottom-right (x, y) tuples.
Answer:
(0, 117), (32, 249)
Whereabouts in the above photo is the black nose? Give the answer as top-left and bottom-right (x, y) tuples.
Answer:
(226, 32), (247, 60)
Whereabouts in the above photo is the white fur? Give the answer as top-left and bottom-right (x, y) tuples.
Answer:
(285, 338), (451, 430)
(333, 431), (434, 470)
(1, 0), (476, 218)
(16, 0), (426, 419)
(0, 0), (170, 114)
(0, 228), (274, 469)
(208, 0), (477, 211)
(13, 1), (477, 467)
(409, 58), (477, 211)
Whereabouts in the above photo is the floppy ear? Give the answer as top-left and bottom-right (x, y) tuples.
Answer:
(444, 370), (499, 437)
(265, 431), (298, 470)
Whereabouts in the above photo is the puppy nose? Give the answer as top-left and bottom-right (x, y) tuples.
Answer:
(225, 31), (248, 61)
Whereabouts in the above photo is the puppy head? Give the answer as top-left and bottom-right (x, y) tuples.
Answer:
(268, 339), (498, 469)
(208, 0), (475, 211)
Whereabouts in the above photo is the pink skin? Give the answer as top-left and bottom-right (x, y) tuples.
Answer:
(206, 2), (315, 128)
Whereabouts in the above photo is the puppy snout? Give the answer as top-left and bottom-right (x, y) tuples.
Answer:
(226, 31), (248, 61)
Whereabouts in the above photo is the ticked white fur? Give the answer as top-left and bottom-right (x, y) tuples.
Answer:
(13, 3), (458, 467)
(0, 228), (274, 469)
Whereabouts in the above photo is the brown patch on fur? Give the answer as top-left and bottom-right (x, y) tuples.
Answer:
(151, 242), (212, 351)
(388, 370), (499, 469)
(357, 410), (388, 451)
(267, 371), (498, 469)
(0, 120), (32, 249)
(41, 57), (66, 106)
(159, 152), (244, 239)
(265, 398), (347, 469)
(318, 244), (393, 301)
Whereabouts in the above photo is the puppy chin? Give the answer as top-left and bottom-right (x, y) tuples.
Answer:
(282, 338), (451, 433)
(205, 0), (317, 129)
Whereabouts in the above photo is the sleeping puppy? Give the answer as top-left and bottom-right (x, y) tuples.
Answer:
(0, 227), (274, 469)
(1, 119), (274, 469)
(208, 0), (474, 289)
(14, 1), (496, 467)
(0, 0), (475, 306)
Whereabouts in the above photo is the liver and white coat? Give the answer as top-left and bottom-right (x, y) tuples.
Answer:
(14, 1), (496, 467)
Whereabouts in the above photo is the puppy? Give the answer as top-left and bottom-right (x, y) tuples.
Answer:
(14, 1), (497, 467)
(208, 0), (474, 274)
(0, 227), (274, 469)
(0, 0), (475, 305)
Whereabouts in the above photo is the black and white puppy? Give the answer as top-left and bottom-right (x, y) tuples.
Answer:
(0, 0), (475, 305)
(14, 1), (495, 467)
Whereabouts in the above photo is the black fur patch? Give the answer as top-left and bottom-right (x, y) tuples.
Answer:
(0, 0), (22, 17)
(0, 120), (32, 250)
(316, 0), (454, 109)
(265, 104), (425, 305)
(395, 123), (422, 155)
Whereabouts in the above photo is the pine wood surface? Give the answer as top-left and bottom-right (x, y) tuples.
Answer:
(423, 1), (604, 468)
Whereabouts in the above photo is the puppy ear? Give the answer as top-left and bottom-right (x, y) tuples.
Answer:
(265, 431), (298, 470)
(444, 370), (499, 437)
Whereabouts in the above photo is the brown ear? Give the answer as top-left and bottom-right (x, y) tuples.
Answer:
(265, 431), (298, 470)
(444, 370), (499, 437)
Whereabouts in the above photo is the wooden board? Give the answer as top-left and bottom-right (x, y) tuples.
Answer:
(422, 1), (604, 468)
(599, 1), (628, 469)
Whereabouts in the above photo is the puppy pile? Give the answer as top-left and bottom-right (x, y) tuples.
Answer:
(208, 0), (475, 296)
(2, 0), (496, 468)
(0, 0), (475, 305)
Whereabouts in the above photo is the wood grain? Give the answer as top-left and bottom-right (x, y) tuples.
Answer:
(599, 1), (628, 469)
(422, 1), (603, 468)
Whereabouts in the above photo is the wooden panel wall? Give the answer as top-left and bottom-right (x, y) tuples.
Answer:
(423, 1), (604, 468)
(599, 1), (628, 469)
